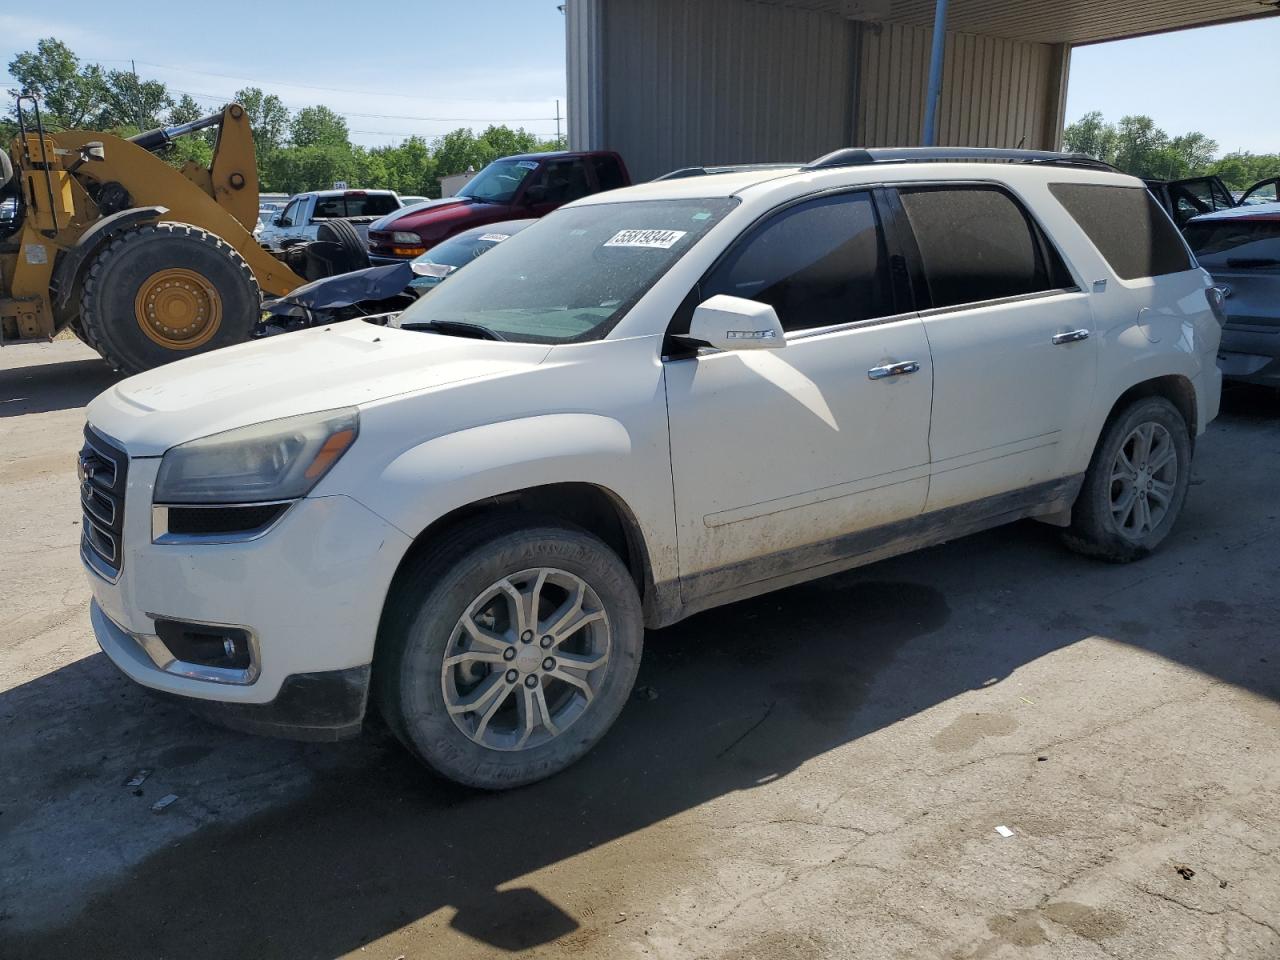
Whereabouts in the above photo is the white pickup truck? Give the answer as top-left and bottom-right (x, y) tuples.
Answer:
(257, 189), (403, 250)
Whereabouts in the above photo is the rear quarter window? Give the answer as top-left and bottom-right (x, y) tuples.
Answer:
(1049, 183), (1193, 280)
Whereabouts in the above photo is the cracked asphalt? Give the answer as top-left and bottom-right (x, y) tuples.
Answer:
(2, 340), (1278, 960)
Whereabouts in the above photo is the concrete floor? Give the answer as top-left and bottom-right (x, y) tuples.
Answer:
(1, 339), (1278, 960)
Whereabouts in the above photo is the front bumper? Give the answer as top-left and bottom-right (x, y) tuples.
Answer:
(83, 452), (413, 734)
(92, 601), (370, 740)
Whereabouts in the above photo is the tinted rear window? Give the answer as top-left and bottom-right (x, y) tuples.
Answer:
(899, 186), (1070, 310)
(313, 194), (400, 218)
(1049, 183), (1193, 280)
(1184, 218), (1280, 271)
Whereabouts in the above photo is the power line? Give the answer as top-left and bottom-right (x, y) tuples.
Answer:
(75, 56), (564, 105)
(169, 86), (555, 123)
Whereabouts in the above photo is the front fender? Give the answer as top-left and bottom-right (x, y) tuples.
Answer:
(52, 205), (167, 311)
(357, 413), (638, 540)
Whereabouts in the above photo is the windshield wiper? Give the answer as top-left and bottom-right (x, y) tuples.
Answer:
(399, 319), (506, 341)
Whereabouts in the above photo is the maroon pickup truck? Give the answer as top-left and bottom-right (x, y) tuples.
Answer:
(368, 150), (630, 264)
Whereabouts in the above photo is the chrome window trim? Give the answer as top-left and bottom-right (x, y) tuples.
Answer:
(151, 500), (296, 545)
(915, 286), (1085, 320)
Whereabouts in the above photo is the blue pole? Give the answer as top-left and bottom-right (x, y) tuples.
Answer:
(922, 0), (949, 146)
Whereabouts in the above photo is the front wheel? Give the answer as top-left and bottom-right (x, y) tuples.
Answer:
(375, 520), (643, 789)
(1063, 396), (1192, 562)
(79, 222), (259, 374)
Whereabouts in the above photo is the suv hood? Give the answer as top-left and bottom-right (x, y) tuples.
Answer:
(87, 321), (551, 456)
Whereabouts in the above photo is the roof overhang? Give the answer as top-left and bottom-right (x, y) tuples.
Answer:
(756, 0), (1280, 45)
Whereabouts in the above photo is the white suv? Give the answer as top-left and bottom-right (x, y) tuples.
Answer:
(82, 148), (1223, 788)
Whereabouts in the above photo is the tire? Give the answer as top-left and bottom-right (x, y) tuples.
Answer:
(314, 219), (370, 273)
(375, 517), (643, 789)
(1063, 396), (1193, 562)
(79, 222), (259, 374)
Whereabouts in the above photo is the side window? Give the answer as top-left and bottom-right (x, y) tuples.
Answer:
(1050, 183), (1194, 279)
(590, 155), (626, 192)
(898, 186), (1065, 310)
(280, 199), (303, 227)
(701, 191), (895, 333)
(1242, 180), (1277, 206)
(541, 159), (592, 204)
(1210, 181), (1234, 211)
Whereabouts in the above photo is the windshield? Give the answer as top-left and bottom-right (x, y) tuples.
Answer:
(415, 228), (523, 270)
(394, 198), (738, 343)
(458, 160), (540, 203)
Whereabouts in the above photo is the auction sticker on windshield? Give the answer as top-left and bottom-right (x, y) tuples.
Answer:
(605, 229), (688, 249)
(478, 233), (511, 242)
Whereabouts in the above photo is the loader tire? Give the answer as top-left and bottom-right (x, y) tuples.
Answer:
(315, 218), (370, 273)
(80, 222), (259, 374)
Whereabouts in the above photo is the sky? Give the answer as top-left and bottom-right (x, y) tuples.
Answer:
(3, 4), (1279, 156)
(1065, 17), (1280, 155)
(0, 1), (570, 147)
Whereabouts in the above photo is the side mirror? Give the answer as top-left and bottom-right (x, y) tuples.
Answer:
(272, 216), (285, 226)
(680, 295), (785, 351)
(522, 185), (547, 205)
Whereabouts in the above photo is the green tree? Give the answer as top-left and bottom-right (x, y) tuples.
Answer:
(290, 105), (349, 149)
(1210, 151), (1280, 191)
(1063, 111), (1118, 162)
(477, 124), (541, 158)
(432, 128), (490, 177)
(169, 94), (205, 125)
(234, 86), (291, 154)
(6, 38), (108, 129)
(99, 69), (172, 130)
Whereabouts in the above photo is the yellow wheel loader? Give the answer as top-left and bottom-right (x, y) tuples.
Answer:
(0, 96), (314, 373)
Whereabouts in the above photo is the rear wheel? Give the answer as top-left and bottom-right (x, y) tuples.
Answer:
(79, 222), (259, 374)
(1063, 396), (1192, 562)
(376, 519), (643, 789)
(314, 219), (369, 273)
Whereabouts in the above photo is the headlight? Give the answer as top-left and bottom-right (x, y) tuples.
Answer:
(154, 408), (359, 504)
(391, 231), (422, 244)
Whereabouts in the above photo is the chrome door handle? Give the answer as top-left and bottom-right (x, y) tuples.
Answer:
(867, 360), (920, 380)
(1052, 329), (1090, 345)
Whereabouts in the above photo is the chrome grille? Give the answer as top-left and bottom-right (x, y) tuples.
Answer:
(79, 427), (127, 579)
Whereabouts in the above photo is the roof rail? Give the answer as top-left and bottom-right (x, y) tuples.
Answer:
(803, 147), (1119, 173)
(652, 162), (800, 182)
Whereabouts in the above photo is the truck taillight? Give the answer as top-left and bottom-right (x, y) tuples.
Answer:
(1205, 285), (1229, 326)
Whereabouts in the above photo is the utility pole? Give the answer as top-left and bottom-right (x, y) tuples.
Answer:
(555, 99), (562, 148)
(131, 59), (145, 130)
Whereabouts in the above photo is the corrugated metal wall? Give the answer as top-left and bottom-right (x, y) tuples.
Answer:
(854, 21), (1065, 149)
(597, 0), (857, 180)
(565, 0), (1074, 175)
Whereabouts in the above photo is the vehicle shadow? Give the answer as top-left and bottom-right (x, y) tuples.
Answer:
(0, 356), (121, 418)
(6, 509), (1278, 958)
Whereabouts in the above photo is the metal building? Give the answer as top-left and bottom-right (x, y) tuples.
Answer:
(566, 0), (1275, 180)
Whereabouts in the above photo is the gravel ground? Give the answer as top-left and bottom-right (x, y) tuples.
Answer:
(2, 339), (1277, 960)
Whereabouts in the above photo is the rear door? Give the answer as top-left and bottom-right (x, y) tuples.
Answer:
(664, 189), (934, 599)
(891, 184), (1097, 511)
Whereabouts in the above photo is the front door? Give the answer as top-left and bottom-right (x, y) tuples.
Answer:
(664, 190), (934, 603)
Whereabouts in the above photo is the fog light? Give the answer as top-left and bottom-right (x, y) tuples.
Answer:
(154, 618), (253, 670)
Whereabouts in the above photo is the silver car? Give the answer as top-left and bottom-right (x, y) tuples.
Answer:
(1185, 202), (1280, 387)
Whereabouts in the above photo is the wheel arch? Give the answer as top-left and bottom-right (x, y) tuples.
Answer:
(1103, 374), (1198, 453)
(380, 480), (664, 629)
(50, 205), (167, 317)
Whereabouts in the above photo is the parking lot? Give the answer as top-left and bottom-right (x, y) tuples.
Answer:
(1, 339), (1277, 959)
